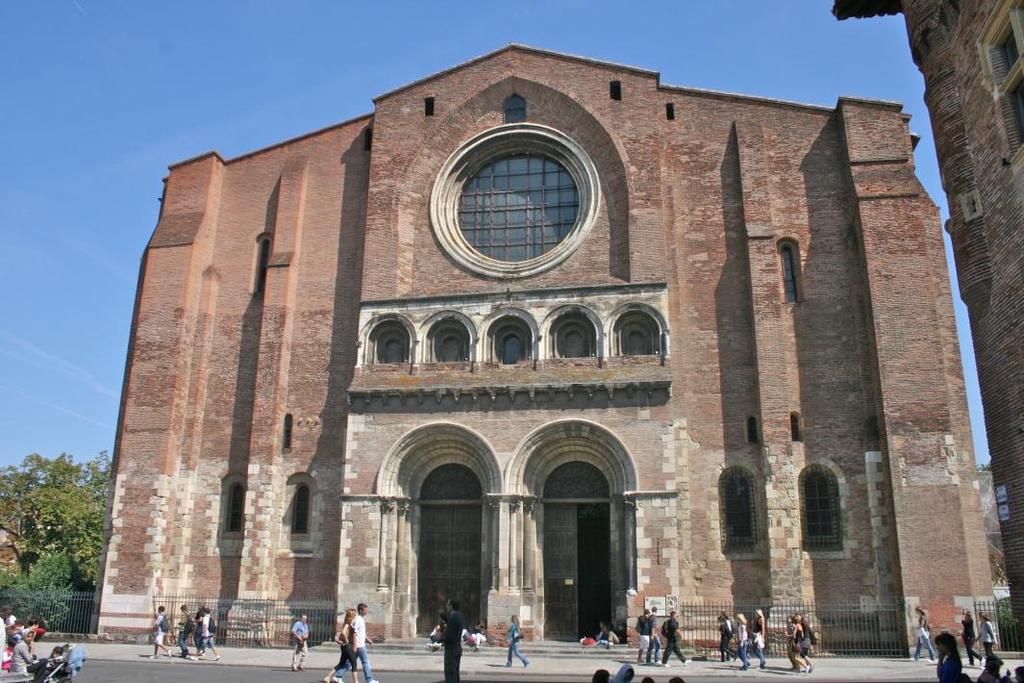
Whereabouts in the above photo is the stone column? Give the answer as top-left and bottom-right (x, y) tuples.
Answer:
(377, 498), (394, 592)
(508, 498), (521, 591)
(624, 496), (638, 591)
(522, 498), (537, 592)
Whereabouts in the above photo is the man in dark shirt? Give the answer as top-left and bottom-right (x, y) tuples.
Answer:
(661, 610), (688, 666)
(635, 609), (653, 665)
(442, 599), (466, 683)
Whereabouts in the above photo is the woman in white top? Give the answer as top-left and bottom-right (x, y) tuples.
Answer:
(979, 611), (998, 663)
(736, 613), (751, 671)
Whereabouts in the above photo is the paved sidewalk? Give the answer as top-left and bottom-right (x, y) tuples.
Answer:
(68, 642), (1023, 680)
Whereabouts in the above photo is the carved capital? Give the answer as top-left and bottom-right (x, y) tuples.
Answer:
(380, 498), (395, 514)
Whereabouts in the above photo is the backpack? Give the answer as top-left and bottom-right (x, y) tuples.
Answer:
(660, 620), (670, 638)
(207, 615), (217, 635)
(806, 623), (817, 646)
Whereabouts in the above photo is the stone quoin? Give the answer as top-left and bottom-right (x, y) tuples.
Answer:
(98, 44), (993, 643)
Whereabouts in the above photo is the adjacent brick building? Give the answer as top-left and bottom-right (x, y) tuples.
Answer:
(835, 0), (1024, 622)
(98, 45), (993, 642)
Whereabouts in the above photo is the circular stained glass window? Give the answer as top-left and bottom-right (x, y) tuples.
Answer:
(458, 155), (579, 263)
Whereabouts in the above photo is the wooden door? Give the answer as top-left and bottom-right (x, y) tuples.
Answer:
(417, 505), (482, 634)
(543, 503), (578, 638)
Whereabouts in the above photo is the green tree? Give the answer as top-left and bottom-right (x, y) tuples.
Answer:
(0, 451), (110, 590)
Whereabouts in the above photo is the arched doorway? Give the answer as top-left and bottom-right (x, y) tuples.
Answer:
(542, 461), (612, 639)
(416, 463), (483, 634)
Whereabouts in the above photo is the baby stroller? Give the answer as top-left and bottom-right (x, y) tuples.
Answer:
(29, 644), (84, 682)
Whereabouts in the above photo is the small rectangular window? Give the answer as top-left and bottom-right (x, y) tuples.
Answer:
(1004, 31), (1019, 71)
(363, 127), (373, 151)
(1013, 81), (1024, 137)
(665, 103), (675, 120)
(609, 80), (621, 101)
(424, 97), (435, 116)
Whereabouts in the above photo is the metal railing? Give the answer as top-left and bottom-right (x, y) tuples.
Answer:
(152, 595), (337, 648)
(974, 598), (1022, 653)
(674, 599), (907, 658)
(0, 589), (96, 635)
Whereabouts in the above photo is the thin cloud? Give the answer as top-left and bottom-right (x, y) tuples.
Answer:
(0, 384), (113, 431)
(0, 330), (119, 399)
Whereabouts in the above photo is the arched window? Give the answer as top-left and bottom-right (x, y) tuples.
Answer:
(427, 319), (471, 363)
(226, 483), (245, 533)
(790, 412), (802, 442)
(490, 316), (532, 365)
(780, 243), (799, 303)
(720, 468), (757, 551)
(254, 237), (272, 296)
(283, 413), (293, 452)
(420, 464), (483, 501)
(614, 310), (661, 356)
(550, 311), (597, 359)
(291, 484), (310, 534)
(544, 461), (610, 499)
(801, 465), (842, 550)
(746, 416), (760, 444)
(370, 320), (411, 364)
(503, 94), (526, 123)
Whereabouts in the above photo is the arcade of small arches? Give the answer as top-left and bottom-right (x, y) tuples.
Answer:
(359, 303), (668, 367)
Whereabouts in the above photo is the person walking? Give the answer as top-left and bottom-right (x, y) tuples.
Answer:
(935, 632), (963, 683)
(787, 614), (810, 673)
(660, 609), (688, 667)
(979, 611), (998, 664)
(798, 614), (815, 674)
(717, 612), (736, 662)
(505, 614), (529, 668)
(351, 603), (379, 683)
(751, 609), (767, 671)
(635, 609), (654, 665)
(735, 613), (751, 671)
(646, 606), (662, 666)
(177, 605), (194, 659)
(962, 609), (982, 667)
(151, 606), (172, 659)
(913, 606), (936, 662)
(327, 608), (360, 683)
(199, 607), (221, 661)
(442, 599), (467, 683)
(291, 613), (310, 672)
(192, 608), (204, 656)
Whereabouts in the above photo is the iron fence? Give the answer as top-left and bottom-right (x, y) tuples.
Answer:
(0, 589), (96, 635)
(974, 598), (1022, 653)
(153, 595), (337, 648)
(674, 599), (907, 658)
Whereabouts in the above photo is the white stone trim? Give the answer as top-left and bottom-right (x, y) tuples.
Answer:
(429, 123), (601, 279)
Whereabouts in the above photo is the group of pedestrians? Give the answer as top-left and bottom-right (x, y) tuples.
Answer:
(150, 604), (220, 662)
(315, 603), (379, 683)
(633, 607), (690, 668)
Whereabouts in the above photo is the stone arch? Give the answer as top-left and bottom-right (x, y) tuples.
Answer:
(540, 304), (604, 359)
(606, 301), (669, 357)
(479, 307), (540, 363)
(360, 313), (417, 366)
(419, 310), (478, 363)
(505, 419), (638, 496)
(375, 422), (501, 498)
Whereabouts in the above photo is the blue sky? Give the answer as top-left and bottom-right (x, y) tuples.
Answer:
(0, 1), (989, 466)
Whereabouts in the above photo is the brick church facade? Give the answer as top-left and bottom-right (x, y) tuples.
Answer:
(834, 0), (1024, 624)
(99, 45), (993, 640)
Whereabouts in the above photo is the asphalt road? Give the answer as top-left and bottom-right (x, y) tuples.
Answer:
(68, 659), (937, 683)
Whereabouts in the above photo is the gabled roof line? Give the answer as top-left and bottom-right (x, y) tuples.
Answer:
(167, 112), (373, 171)
(372, 43), (659, 102)
(659, 83), (836, 113)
